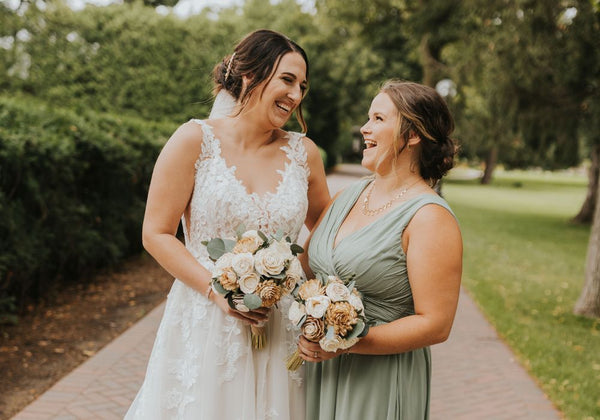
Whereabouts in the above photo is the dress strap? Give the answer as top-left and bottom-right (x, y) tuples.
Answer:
(189, 119), (220, 161)
(281, 131), (310, 177)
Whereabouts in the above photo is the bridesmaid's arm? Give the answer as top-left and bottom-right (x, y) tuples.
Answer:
(142, 122), (267, 325)
(351, 204), (462, 355)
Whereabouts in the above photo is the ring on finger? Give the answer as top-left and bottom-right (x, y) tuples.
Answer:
(314, 351), (318, 358)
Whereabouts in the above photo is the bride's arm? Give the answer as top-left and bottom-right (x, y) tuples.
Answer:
(142, 121), (267, 325)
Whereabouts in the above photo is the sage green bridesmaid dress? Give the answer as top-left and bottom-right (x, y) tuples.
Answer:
(305, 177), (454, 420)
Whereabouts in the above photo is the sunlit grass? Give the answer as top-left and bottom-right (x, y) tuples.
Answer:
(444, 171), (600, 420)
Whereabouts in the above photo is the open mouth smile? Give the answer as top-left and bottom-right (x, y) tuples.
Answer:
(364, 139), (377, 149)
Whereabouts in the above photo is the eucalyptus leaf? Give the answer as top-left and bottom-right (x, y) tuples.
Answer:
(359, 323), (370, 338)
(206, 238), (227, 260)
(290, 244), (304, 255)
(346, 319), (365, 339)
(212, 280), (229, 296)
(346, 280), (356, 293)
(243, 293), (263, 310)
(235, 223), (247, 239)
(274, 228), (284, 241)
(201, 240), (208, 246)
(325, 325), (335, 339)
(257, 230), (269, 243)
(223, 239), (236, 253)
(297, 314), (307, 327)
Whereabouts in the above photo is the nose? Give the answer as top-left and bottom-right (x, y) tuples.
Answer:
(360, 121), (371, 135)
(288, 84), (303, 103)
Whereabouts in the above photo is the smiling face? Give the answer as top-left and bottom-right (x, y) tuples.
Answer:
(360, 92), (400, 173)
(245, 52), (307, 129)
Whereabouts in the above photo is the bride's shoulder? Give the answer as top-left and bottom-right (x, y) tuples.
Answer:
(160, 120), (207, 161)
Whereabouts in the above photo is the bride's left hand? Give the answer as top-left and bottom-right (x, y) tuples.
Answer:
(297, 335), (344, 363)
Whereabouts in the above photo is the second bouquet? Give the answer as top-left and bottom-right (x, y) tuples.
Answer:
(203, 225), (304, 349)
(286, 273), (369, 370)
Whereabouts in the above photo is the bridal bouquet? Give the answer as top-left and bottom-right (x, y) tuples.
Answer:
(286, 273), (369, 370)
(203, 225), (304, 349)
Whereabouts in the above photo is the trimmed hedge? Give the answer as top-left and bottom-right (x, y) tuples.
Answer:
(0, 96), (176, 311)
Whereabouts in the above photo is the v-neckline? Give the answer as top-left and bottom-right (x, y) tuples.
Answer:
(201, 121), (291, 200)
(331, 179), (429, 251)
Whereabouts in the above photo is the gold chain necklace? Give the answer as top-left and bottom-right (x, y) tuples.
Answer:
(361, 179), (420, 216)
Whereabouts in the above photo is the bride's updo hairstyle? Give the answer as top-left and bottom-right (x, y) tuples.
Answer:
(381, 80), (457, 182)
(213, 29), (310, 132)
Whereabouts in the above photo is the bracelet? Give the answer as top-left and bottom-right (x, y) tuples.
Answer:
(205, 284), (213, 300)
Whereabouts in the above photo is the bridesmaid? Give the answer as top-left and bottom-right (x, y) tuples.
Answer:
(298, 80), (463, 419)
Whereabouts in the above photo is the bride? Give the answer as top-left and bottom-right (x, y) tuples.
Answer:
(125, 29), (330, 419)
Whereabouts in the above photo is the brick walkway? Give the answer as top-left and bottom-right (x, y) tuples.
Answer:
(11, 166), (562, 420)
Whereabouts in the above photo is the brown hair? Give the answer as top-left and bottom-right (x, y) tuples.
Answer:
(213, 29), (309, 132)
(381, 80), (457, 181)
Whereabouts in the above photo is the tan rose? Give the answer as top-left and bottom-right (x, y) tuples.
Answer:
(218, 268), (239, 291)
(326, 301), (358, 336)
(302, 316), (326, 342)
(256, 280), (282, 307)
(298, 279), (325, 300)
(233, 236), (261, 254)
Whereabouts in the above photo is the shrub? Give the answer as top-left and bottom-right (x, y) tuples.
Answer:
(0, 96), (175, 310)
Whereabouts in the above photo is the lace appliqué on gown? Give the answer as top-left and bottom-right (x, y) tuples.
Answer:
(125, 120), (309, 420)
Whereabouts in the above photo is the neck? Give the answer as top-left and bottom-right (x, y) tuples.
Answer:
(227, 114), (278, 151)
(372, 171), (422, 194)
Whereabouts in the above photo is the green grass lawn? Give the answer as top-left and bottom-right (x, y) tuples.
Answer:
(444, 169), (600, 420)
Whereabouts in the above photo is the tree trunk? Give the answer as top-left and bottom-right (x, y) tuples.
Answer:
(481, 146), (498, 185)
(572, 144), (600, 224)
(574, 170), (600, 318)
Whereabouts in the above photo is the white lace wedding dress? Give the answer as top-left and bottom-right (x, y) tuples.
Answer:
(125, 93), (308, 419)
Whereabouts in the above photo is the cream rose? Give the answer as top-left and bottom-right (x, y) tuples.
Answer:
(286, 258), (303, 281)
(319, 334), (343, 353)
(305, 295), (331, 319)
(213, 252), (234, 276)
(231, 252), (254, 276)
(325, 281), (351, 302)
(288, 301), (306, 325)
(218, 268), (239, 291)
(338, 337), (359, 350)
(271, 239), (293, 260)
(239, 272), (260, 294)
(348, 293), (364, 313)
(254, 247), (286, 276)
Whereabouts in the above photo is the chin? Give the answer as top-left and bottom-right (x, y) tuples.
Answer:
(361, 155), (375, 172)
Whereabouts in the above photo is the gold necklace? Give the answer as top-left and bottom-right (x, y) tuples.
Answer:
(361, 179), (420, 216)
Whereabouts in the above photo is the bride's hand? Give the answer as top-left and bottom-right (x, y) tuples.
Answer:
(212, 294), (270, 325)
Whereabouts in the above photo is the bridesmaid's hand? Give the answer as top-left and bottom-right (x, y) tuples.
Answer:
(212, 294), (270, 325)
(297, 336), (344, 363)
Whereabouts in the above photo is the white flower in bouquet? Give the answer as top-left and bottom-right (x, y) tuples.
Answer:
(319, 334), (344, 353)
(233, 230), (264, 254)
(305, 295), (331, 318)
(271, 239), (293, 260)
(348, 293), (364, 312)
(231, 252), (255, 276)
(213, 252), (235, 277)
(288, 301), (306, 326)
(325, 281), (351, 302)
(254, 247), (287, 277)
(239, 272), (260, 294)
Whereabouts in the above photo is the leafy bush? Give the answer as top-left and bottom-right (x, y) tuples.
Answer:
(0, 96), (175, 310)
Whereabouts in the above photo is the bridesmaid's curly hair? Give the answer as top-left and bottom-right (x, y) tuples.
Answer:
(381, 80), (457, 182)
(213, 29), (309, 132)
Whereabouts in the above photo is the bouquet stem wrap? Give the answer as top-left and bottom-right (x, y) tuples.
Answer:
(286, 349), (304, 371)
(251, 324), (266, 349)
